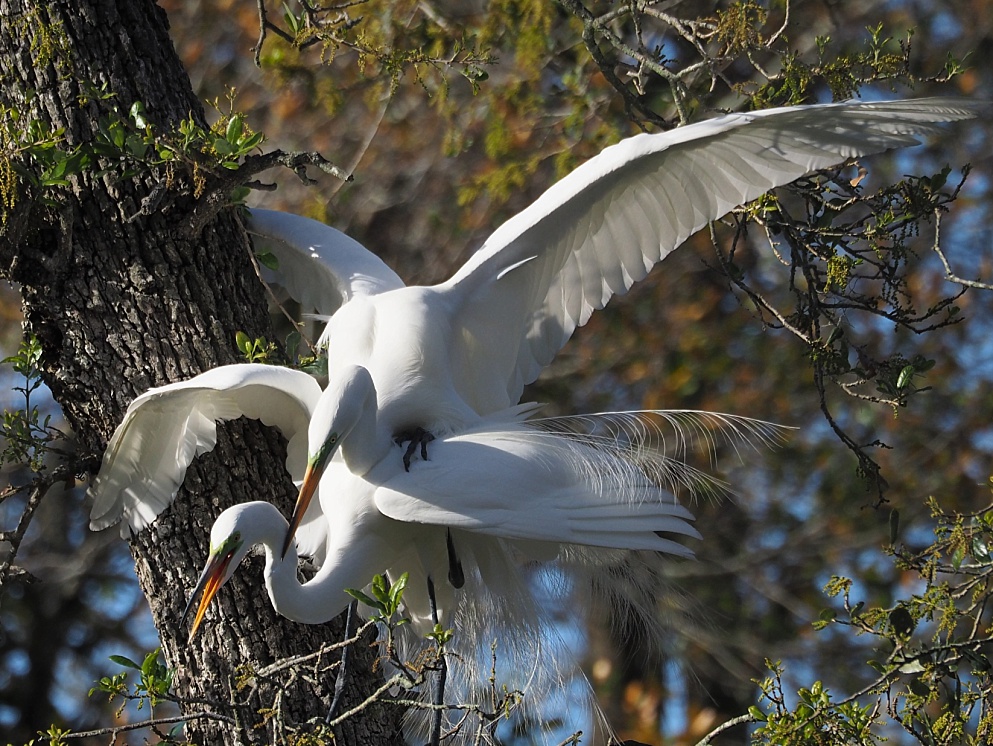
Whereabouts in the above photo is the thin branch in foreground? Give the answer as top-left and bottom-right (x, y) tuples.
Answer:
(694, 712), (759, 746)
(61, 710), (236, 740)
(931, 210), (993, 291)
(0, 458), (98, 589)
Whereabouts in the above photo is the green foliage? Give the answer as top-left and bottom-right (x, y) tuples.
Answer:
(751, 490), (993, 744)
(714, 1), (769, 56)
(425, 622), (454, 646)
(13, 7), (73, 75)
(346, 571), (409, 625)
(89, 649), (175, 710)
(0, 105), (93, 227)
(235, 330), (276, 363)
(5, 725), (72, 746)
(0, 85), (266, 234)
(1, 335), (59, 471)
(260, 0), (495, 103)
(90, 93), (266, 198)
(479, 0), (554, 71)
(749, 24), (924, 106)
(722, 163), (972, 493)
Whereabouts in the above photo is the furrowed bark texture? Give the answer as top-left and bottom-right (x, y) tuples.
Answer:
(0, 1), (402, 742)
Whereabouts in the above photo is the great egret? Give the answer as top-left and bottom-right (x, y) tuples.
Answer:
(92, 360), (746, 738)
(165, 363), (754, 743)
(247, 98), (980, 549)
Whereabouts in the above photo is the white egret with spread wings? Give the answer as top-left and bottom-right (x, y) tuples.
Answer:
(88, 96), (979, 744)
(242, 98), (981, 551)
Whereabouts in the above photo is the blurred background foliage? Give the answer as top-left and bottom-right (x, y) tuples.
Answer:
(2, 0), (992, 743)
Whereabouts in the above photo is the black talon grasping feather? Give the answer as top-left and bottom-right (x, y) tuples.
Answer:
(394, 427), (436, 471)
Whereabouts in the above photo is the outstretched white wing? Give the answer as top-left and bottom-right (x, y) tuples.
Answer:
(438, 98), (981, 412)
(88, 364), (322, 543)
(246, 209), (406, 319)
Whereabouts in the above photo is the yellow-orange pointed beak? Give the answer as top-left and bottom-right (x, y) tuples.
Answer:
(281, 463), (320, 559)
(181, 552), (234, 640)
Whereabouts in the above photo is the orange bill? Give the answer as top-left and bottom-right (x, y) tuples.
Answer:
(181, 552), (234, 640)
(281, 463), (319, 559)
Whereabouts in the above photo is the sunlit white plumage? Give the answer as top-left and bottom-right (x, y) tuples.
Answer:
(86, 96), (978, 743)
(247, 97), (981, 549)
(251, 97), (980, 423)
(174, 363), (717, 743)
(91, 98), (979, 540)
(87, 364), (325, 549)
(122, 363), (710, 627)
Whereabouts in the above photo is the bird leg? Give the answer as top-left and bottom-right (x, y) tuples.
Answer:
(325, 598), (358, 723)
(446, 529), (465, 589)
(393, 427), (436, 471)
(426, 576), (447, 746)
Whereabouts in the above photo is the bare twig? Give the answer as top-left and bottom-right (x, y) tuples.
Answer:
(931, 211), (993, 291)
(60, 710), (236, 740)
(0, 458), (97, 589)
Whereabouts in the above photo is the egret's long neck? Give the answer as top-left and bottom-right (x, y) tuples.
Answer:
(339, 406), (390, 476)
(326, 364), (393, 476)
(263, 537), (383, 625)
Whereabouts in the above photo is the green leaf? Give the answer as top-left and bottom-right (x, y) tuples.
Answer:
(129, 101), (149, 129)
(908, 678), (930, 696)
(747, 705), (767, 721)
(235, 331), (251, 354)
(896, 364), (915, 389)
(109, 654), (141, 670)
(241, 131), (265, 150)
(226, 115), (244, 143)
(389, 572), (409, 610)
(344, 587), (381, 610)
(867, 659), (887, 673)
(284, 330), (301, 361)
(140, 648), (161, 675)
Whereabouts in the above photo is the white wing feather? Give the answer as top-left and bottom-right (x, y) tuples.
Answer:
(246, 208), (405, 319)
(88, 364), (323, 541)
(439, 98), (981, 412)
(372, 423), (701, 557)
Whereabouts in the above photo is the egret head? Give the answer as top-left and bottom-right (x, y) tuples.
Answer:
(181, 504), (256, 639)
(281, 365), (375, 557)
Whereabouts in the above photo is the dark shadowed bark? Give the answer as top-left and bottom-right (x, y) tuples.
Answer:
(0, 1), (402, 742)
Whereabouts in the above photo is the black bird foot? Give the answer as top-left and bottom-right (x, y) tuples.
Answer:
(394, 427), (435, 471)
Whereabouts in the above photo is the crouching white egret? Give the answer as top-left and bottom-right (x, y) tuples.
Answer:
(245, 98), (980, 550)
(92, 363), (775, 630)
(167, 363), (775, 743)
(89, 361), (774, 741)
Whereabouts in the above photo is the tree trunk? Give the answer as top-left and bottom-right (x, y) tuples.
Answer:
(0, 1), (402, 742)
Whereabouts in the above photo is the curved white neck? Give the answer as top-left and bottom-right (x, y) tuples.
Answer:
(319, 362), (394, 476)
(337, 403), (391, 477)
(262, 528), (378, 625)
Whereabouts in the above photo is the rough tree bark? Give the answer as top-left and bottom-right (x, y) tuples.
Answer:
(0, 1), (402, 743)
